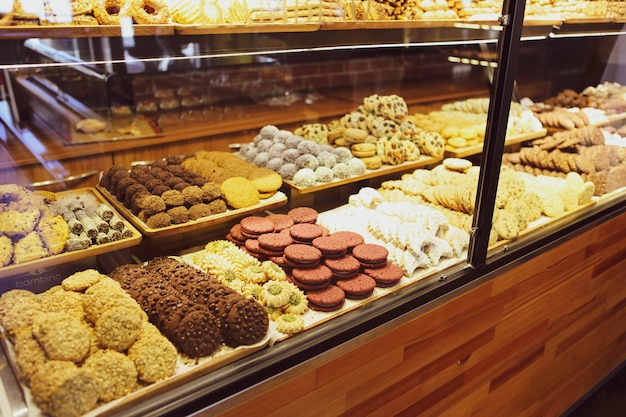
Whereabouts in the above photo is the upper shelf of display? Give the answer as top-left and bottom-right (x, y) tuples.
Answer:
(0, 18), (624, 40)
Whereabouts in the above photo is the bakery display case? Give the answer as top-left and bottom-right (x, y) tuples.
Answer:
(1, 0), (626, 416)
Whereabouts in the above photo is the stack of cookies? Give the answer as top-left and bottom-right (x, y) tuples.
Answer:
(227, 206), (406, 312)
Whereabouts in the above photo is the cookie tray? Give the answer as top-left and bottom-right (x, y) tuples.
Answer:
(283, 155), (442, 194)
(0, 322), (271, 417)
(444, 129), (548, 159)
(180, 233), (466, 344)
(96, 184), (288, 238)
(0, 188), (142, 280)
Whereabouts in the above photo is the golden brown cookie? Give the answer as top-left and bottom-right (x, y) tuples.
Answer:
(221, 177), (260, 209)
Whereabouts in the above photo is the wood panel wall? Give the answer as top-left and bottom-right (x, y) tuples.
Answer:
(207, 212), (626, 417)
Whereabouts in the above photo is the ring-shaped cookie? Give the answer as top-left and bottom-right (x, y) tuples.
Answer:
(131, 0), (168, 24)
(93, 0), (130, 25)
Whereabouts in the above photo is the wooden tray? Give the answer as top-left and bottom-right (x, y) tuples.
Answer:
(1, 319), (271, 417)
(97, 184), (288, 238)
(0, 188), (142, 280)
(444, 129), (547, 158)
(283, 155), (442, 194)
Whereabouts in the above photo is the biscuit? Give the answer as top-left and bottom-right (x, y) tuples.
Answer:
(360, 155), (383, 169)
(443, 158), (472, 173)
(311, 235), (348, 258)
(493, 209), (520, 240)
(291, 264), (332, 291)
(0, 235), (13, 267)
(283, 244), (322, 268)
(228, 223), (246, 245)
(306, 285), (345, 312)
(324, 254), (361, 280)
(240, 216), (276, 238)
(258, 232), (293, 252)
(351, 142), (377, 158)
(328, 231), (364, 252)
(351, 243), (389, 269)
(344, 128), (369, 143)
(32, 312), (92, 363)
(248, 168), (283, 194)
(335, 273), (376, 299)
(289, 223), (326, 243)
(221, 177), (260, 209)
(223, 298), (269, 346)
(287, 206), (318, 224)
(30, 360), (100, 417)
(363, 262), (404, 288)
(265, 213), (294, 231)
(82, 350), (138, 403)
(174, 307), (223, 356)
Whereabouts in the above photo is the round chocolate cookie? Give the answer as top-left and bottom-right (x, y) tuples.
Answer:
(283, 244), (322, 268)
(306, 285), (345, 312)
(363, 262), (404, 288)
(265, 213), (295, 231)
(312, 235), (348, 258)
(223, 298), (269, 346)
(291, 264), (333, 291)
(324, 254), (361, 280)
(239, 216), (276, 239)
(287, 206), (318, 224)
(175, 307), (222, 357)
(352, 243), (389, 269)
(289, 223), (326, 243)
(335, 273), (376, 299)
(329, 231), (364, 252)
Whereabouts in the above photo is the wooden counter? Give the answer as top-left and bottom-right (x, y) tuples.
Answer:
(201, 210), (626, 417)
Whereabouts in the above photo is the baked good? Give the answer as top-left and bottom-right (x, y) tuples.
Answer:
(240, 216), (276, 238)
(175, 307), (222, 357)
(335, 273), (376, 299)
(351, 243), (389, 269)
(265, 213), (295, 231)
(311, 235), (348, 258)
(31, 312), (91, 363)
(82, 350), (138, 402)
(306, 285), (345, 312)
(291, 264), (332, 291)
(223, 298), (269, 346)
(289, 223), (326, 243)
(0, 235), (13, 266)
(363, 262), (404, 288)
(323, 254), (361, 280)
(228, 223), (246, 245)
(30, 361), (100, 417)
(283, 243), (322, 268)
(94, 305), (144, 351)
(131, 0), (169, 24)
(126, 322), (177, 383)
(258, 232), (293, 253)
(221, 177), (260, 209)
(287, 206), (318, 224)
(326, 231), (364, 252)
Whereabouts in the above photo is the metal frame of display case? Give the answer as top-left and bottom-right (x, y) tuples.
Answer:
(1, 2), (626, 416)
